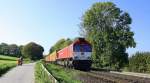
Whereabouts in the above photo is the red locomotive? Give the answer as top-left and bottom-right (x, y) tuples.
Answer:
(45, 38), (92, 70)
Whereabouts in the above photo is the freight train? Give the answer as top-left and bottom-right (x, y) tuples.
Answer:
(45, 38), (92, 70)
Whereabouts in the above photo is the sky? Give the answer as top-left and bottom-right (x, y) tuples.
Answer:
(0, 0), (149, 55)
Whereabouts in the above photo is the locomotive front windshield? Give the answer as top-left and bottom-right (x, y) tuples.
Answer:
(73, 44), (92, 52)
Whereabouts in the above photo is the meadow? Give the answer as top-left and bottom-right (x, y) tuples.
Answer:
(0, 55), (17, 76)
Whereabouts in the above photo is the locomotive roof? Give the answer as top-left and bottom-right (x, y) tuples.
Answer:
(73, 37), (91, 45)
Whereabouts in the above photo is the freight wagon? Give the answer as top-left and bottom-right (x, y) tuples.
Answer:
(45, 51), (57, 62)
(45, 38), (92, 70)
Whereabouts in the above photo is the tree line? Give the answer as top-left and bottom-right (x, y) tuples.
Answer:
(0, 42), (44, 61)
(127, 52), (150, 73)
(0, 43), (23, 57)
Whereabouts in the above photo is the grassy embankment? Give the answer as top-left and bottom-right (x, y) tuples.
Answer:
(35, 61), (52, 83)
(0, 55), (17, 76)
(35, 61), (81, 83)
(44, 63), (81, 83)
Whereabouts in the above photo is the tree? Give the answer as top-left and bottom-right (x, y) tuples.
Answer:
(80, 2), (136, 69)
(0, 43), (9, 55)
(0, 43), (24, 57)
(49, 38), (72, 54)
(22, 42), (44, 60)
(18, 45), (24, 57)
(9, 44), (19, 56)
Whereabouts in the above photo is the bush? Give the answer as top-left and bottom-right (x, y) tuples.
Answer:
(128, 52), (150, 73)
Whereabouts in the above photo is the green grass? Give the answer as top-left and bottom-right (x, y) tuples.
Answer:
(0, 63), (16, 76)
(44, 63), (81, 83)
(0, 55), (33, 64)
(0, 55), (17, 76)
(0, 55), (17, 61)
(35, 61), (52, 83)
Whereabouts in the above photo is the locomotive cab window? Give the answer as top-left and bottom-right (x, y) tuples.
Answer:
(73, 44), (92, 52)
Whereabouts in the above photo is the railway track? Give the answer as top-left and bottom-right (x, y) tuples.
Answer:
(77, 70), (150, 83)
(46, 64), (150, 83)
(77, 71), (115, 83)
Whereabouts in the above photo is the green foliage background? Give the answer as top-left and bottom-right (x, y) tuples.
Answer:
(0, 43), (23, 57)
(49, 38), (72, 54)
(128, 52), (150, 73)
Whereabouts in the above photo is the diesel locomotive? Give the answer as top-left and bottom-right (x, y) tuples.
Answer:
(45, 38), (92, 70)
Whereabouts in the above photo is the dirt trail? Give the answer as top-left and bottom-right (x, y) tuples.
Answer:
(0, 63), (35, 83)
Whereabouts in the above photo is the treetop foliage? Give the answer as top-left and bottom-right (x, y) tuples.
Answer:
(22, 42), (44, 60)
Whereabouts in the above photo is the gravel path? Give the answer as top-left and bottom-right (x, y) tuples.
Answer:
(0, 63), (35, 83)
